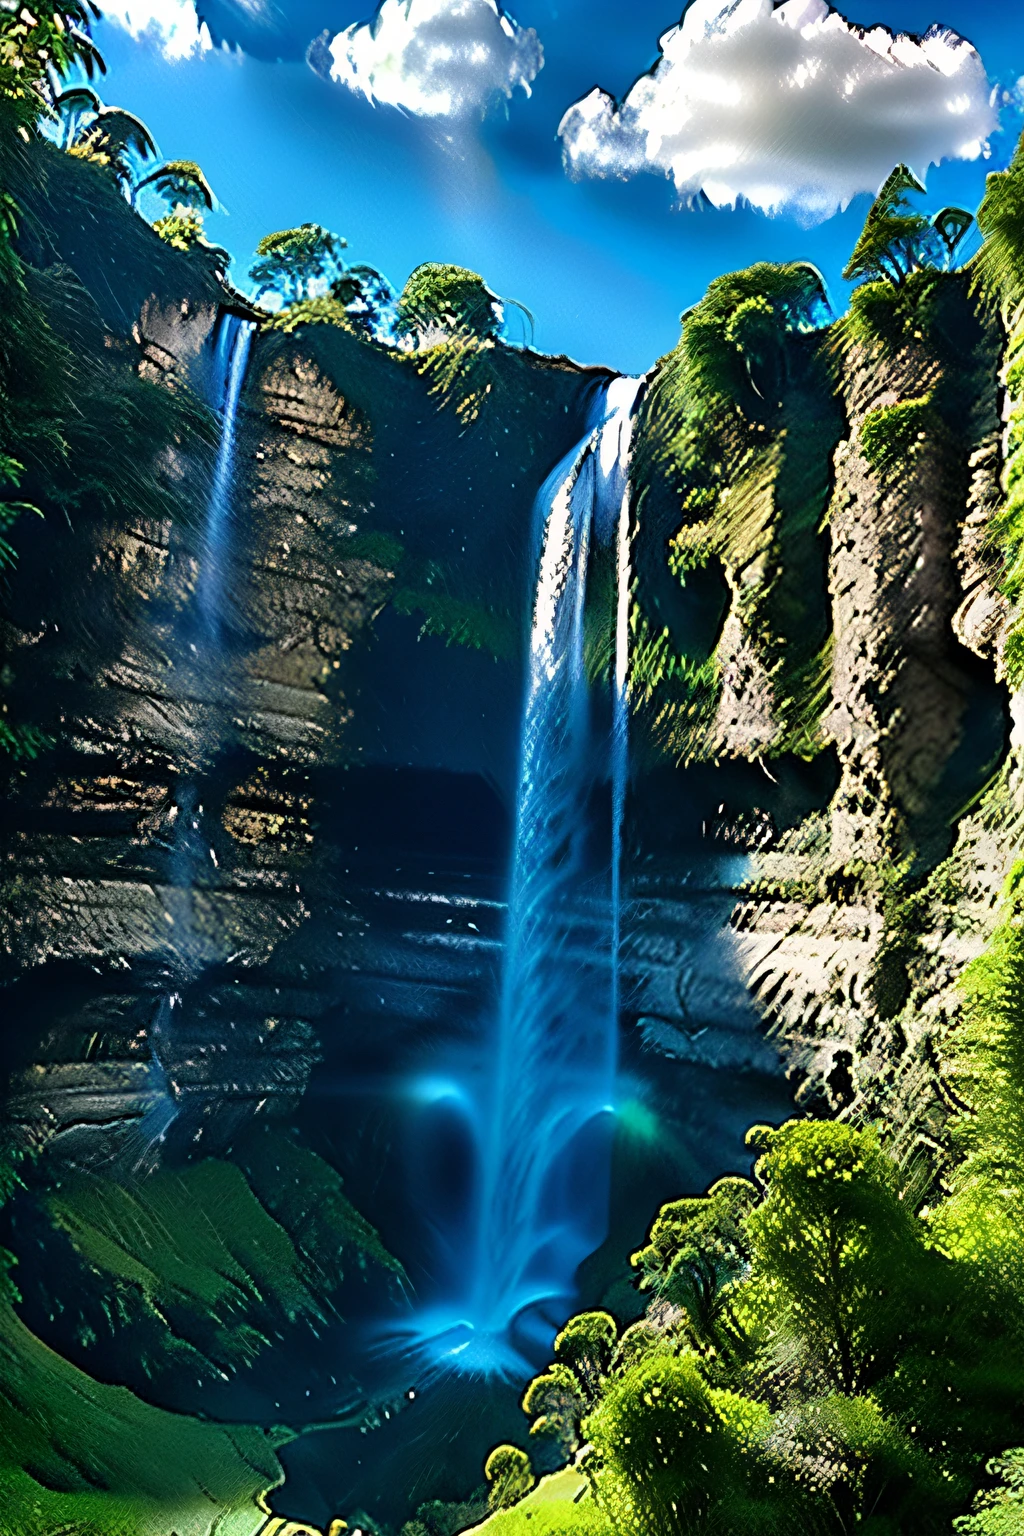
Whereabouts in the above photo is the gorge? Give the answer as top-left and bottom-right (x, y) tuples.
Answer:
(4, 92), (1024, 1536)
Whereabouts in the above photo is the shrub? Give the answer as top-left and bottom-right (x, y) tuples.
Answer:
(485, 1445), (535, 1511)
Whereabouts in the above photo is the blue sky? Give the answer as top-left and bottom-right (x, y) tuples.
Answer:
(92, 0), (1024, 373)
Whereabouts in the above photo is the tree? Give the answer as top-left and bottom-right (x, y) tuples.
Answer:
(152, 205), (206, 252)
(744, 1121), (917, 1395)
(522, 1363), (587, 1465)
(553, 1311), (617, 1397)
(956, 1449), (1024, 1534)
(583, 1350), (812, 1536)
(484, 1444), (534, 1511)
(52, 83), (100, 146)
(330, 263), (394, 337)
(396, 263), (503, 344)
(843, 164), (931, 287)
(0, 0), (104, 135)
(632, 1177), (755, 1360)
(933, 205), (975, 268)
(134, 157), (215, 212)
(972, 141), (1024, 319)
(250, 223), (347, 305)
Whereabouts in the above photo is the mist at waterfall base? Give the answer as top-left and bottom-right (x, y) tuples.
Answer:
(387, 376), (643, 1382)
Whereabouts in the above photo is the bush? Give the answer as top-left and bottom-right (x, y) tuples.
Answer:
(485, 1445), (535, 1511)
(859, 395), (935, 479)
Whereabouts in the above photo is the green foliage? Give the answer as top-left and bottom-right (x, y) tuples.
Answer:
(392, 581), (516, 659)
(629, 260), (839, 761)
(859, 393), (935, 478)
(583, 1350), (807, 1536)
(745, 1121), (917, 1395)
(930, 864), (1024, 1298)
(526, 1093), (1024, 1535)
(396, 262), (502, 343)
(152, 202), (206, 250)
(0, 1295), (289, 1536)
(485, 1445), (535, 1511)
(400, 1489), (488, 1536)
(135, 157), (214, 210)
(631, 1177), (755, 1360)
(1005, 625), (1024, 690)
(553, 1311), (617, 1394)
(843, 164), (930, 287)
(330, 263), (394, 337)
(234, 1121), (402, 1282)
(65, 106), (157, 195)
(45, 1159), (329, 1374)
(477, 1505), (613, 1535)
(251, 222), (347, 304)
(973, 138), (1024, 317)
(957, 1450), (1024, 1534)
(0, 132), (218, 755)
(42, 1127), (400, 1379)
(0, 0), (104, 135)
(522, 1364), (587, 1462)
(266, 295), (357, 334)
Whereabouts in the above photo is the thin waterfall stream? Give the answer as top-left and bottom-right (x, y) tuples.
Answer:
(408, 375), (643, 1376)
(197, 313), (255, 634)
(130, 313), (256, 1172)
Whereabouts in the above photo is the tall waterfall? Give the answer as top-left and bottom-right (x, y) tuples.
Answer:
(197, 314), (255, 631)
(412, 375), (642, 1375)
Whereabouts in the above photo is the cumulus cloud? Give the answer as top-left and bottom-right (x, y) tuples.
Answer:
(323, 0), (542, 119)
(100, 0), (213, 58)
(558, 0), (996, 222)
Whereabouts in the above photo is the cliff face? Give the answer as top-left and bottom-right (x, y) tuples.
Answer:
(1, 216), (601, 1166)
(0, 138), (636, 1531)
(6, 132), (1024, 1533)
(631, 270), (1020, 1166)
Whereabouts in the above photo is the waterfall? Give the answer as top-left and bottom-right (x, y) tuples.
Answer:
(197, 314), (255, 632)
(409, 375), (642, 1376)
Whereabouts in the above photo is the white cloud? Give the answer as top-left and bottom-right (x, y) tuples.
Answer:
(326, 0), (542, 119)
(100, 0), (212, 59)
(557, 0), (996, 222)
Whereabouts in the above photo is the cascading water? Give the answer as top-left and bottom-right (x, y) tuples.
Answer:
(408, 375), (642, 1375)
(137, 314), (255, 1166)
(196, 313), (255, 632)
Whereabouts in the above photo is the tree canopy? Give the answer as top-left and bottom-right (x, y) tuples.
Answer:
(396, 262), (504, 344)
(134, 157), (215, 212)
(844, 164), (974, 288)
(0, 0), (104, 134)
(250, 222), (347, 304)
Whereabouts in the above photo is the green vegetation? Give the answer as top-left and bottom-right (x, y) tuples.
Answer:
(0, 0), (229, 756)
(396, 263), (504, 344)
(134, 156), (215, 211)
(629, 149), (1000, 768)
(342, 530), (517, 659)
(860, 393), (936, 479)
(142, 159), (220, 251)
(41, 1126), (400, 1381)
(0, 1290), (292, 1536)
(64, 104), (156, 194)
(251, 221), (348, 304)
(266, 293), (359, 334)
(485, 1445), (536, 1511)
(842, 164), (972, 287)
(631, 259), (841, 760)
(467, 846), (1024, 1535)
